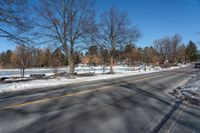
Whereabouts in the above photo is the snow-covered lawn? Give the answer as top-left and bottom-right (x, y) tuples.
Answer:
(0, 65), (145, 77)
(0, 63), (186, 77)
(0, 64), (190, 94)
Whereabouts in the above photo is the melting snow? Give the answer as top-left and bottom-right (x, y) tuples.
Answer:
(0, 64), (190, 94)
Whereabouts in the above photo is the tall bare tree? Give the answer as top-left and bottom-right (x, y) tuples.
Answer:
(176, 45), (186, 63)
(154, 34), (182, 64)
(170, 34), (182, 63)
(96, 7), (140, 73)
(0, 0), (31, 43)
(154, 37), (171, 63)
(36, 0), (96, 75)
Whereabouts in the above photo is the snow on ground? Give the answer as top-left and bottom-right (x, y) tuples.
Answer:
(0, 68), (55, 77)
(182, 81), (200, 94)
(178, 71), (200, 105)
(0, 64), (191, 94)
(0, 66), (134, 77)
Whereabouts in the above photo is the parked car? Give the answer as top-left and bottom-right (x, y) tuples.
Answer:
(194, 62), (200, 68)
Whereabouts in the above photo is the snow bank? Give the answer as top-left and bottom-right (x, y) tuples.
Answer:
(181, 81), (200, 102)
(0, 64), (190, 94)
(182, 81), (200, 93)
(174, 70), (200, 106)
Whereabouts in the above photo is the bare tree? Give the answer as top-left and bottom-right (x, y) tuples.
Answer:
(0, 0), (31, 43)
(97, 7), (140, 73)
(154, 37), (170, 63)
(170, 34), (182, 63)
(176, 45), (186, 63)
(154, 34), (182, 64)
(142, 47), (158, 64)
(36, 0), (96, 75)
(14, 44), (31, 77)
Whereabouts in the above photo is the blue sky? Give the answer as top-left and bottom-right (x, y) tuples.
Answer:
(1, 0), (200, 52)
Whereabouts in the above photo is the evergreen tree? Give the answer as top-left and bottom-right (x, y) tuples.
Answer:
(197, 51), (200, 61)
(86, 45), (98, 56)
(52, 48), (66, 66)
(0, 50), (13, 68)
(186, 41), (198, 62)
(86, 45), (99, 66)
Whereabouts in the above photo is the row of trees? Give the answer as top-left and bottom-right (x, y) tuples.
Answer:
(0, 46), (78, 76)
(0, 0), (199, 75)
(85, 38), (199, 66)
(0, 0), (141, 74)
(0, 38), (199, 69)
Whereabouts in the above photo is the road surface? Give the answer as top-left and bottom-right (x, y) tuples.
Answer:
(0, 66), (200, 133)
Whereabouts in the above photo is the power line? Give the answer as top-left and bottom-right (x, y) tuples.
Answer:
(163, 0), (200, 6)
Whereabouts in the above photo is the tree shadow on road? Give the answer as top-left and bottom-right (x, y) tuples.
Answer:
(1, 79), (200, 133)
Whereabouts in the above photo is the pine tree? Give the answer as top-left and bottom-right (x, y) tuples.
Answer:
(186, 41), (198, 62)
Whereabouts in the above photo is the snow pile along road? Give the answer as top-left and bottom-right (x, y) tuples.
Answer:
(178, 71), (200, 105)
(0, 64), (190, 94)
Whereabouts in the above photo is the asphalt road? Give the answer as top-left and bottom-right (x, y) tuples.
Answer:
(0, 66), (200, 133)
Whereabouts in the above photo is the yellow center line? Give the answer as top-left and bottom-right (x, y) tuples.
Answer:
(0, 85), (113, 111)
(0, 73), (175, 111)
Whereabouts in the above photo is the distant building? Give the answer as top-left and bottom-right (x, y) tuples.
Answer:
(81, 55), (101, 66)
(81, 56), (89, 65)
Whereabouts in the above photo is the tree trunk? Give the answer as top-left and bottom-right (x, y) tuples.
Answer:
(69, 62), (74, 75)
(68, 55), (75, 75)
(20, 68), (25, 77)
(110, 56), (114, 74)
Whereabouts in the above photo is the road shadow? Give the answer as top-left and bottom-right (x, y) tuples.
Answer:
(0, 75), (200, 133)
